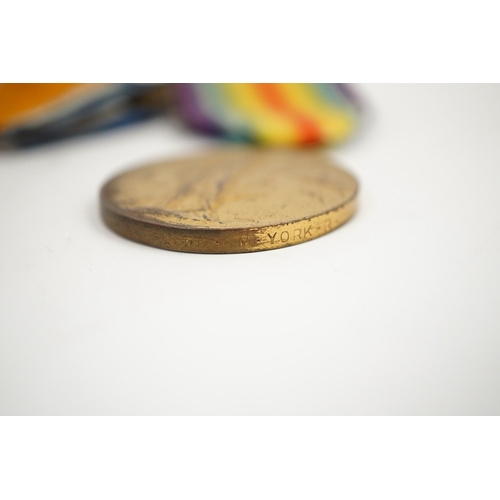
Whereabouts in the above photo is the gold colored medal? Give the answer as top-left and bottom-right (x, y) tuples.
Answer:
(100, 147), (358, 253)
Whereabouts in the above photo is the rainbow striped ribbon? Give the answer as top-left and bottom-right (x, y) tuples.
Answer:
(176, 83), (360, 146)
(0, 83), (360, 148)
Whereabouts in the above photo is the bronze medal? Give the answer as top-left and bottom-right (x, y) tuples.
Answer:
(100, 147), (358, 253)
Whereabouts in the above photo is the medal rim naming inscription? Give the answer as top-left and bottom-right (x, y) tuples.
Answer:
(100, 147), (358, 254)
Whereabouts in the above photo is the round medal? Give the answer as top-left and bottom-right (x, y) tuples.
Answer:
(100, 147), (358, 253)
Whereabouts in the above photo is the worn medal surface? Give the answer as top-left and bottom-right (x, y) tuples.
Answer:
(100, 147), (358, 253)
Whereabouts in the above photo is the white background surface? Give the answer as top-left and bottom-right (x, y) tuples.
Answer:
(1, 84), (499, 415)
